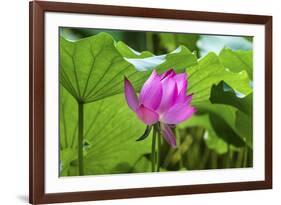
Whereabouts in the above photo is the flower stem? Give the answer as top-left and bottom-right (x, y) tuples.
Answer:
(151, 125), (157, 172)
(175, 128), (183, 168)
(243, 146), (248, 167)
(225, 144), (231, 168)
(157, 124), (161, 172)
(78, 102), (84, 175)
(146, 32), (154, 52)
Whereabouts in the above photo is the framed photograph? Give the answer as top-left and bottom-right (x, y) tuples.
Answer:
(29, 1), (272, 204)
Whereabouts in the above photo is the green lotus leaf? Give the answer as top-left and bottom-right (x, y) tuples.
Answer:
(219, 48), (253, 80)
(59, 86), (152, 176)
(187, 52), (252, 104)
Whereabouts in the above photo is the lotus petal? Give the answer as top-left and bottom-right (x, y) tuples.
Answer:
(139, 70), (163, 110)
(160, 123), (176, 148)
(124, 78), (139, 111)
(161, 103), (196, 124)
(136, 104), (159, 125)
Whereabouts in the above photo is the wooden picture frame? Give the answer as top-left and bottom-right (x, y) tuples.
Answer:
(29, 1), (272, 204)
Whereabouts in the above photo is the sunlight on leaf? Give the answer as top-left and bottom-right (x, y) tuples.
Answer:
(60, 33), (197, 103)
(197, 35), (252, 57)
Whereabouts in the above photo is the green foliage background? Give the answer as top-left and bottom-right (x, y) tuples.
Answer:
(59, 28), (253, 176)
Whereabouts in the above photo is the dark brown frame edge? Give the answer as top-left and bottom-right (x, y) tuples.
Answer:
(29, 1), (272, 204)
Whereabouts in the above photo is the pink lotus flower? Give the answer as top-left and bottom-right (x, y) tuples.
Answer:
(124, 69), (196, 147)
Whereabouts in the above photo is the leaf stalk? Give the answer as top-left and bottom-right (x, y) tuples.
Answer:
(78, 102), (84, 175)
